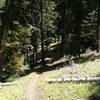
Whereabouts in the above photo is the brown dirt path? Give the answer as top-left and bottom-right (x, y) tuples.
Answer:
(23, 73), (41, 100)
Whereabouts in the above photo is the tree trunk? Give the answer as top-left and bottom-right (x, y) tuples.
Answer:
(35, 39), (38, 64)
(47, 77), (100, 83)
(40, 0), (45, 66)
(0, 16), (2, 70)
(0, 26), (8, 72)
(31, 33), (38, 65)
(96, 0), (100, 52)
(60, 34), (65, 57)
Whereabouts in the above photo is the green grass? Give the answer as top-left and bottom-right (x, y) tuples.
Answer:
(77, 58), (100, 76)
(0, 73), (33, 100)
(0, 55), (100, 100)
(39, 58), (100, 100)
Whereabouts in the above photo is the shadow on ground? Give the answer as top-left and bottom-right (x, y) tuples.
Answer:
(45, 43), (61, 61)
(5, 48), (100, 82)
(74, 52), (100, 64)
(88, 80), (100, 100)
(33, 62), (66, 74)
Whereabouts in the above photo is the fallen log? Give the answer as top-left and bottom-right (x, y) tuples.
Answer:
(0, 82), (17, 87)
(46, 77), (100, 83)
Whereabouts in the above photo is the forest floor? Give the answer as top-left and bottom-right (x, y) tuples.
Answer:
(38, 53), (100, 100)
(0, 52), (100, 100)
(23, 73), (40, 100)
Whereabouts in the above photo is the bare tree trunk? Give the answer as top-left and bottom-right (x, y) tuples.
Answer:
(96, 0), (100, 52)
(35, 38), (38, 64)
(40, 0), (45, 66)
(0, 25), (8, 72)
(31, 32), (38, 65)
(47, 77), (100, 83)
(61, 9), (70, 57)
(60, 9), (67, 57)
(60, 34), (65, 57)
(0, 16), (3, 70)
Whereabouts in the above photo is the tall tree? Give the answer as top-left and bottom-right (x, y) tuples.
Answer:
(41, 0), (45, 66)
(96, 0), (100, 52)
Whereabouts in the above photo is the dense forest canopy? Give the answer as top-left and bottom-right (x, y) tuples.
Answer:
(0, 0), (100, 79)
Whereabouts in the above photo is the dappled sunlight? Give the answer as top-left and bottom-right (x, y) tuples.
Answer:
(0, 0), (100, 99)
(47, 56), (68, 67)
(0, 73), (34, 100)
(39, 57), (100, 100)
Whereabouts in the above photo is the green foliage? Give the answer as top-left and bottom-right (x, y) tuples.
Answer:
(43, 0), (59, 34)
(7, 54), (25, 73)
(0, 0), (6, 9)
(2, 22), (32, 75)
(7, 22), (32, 47)
(0, 0), (100, 76)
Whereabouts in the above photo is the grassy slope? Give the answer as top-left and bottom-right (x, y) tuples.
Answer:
(0, 54), (100, 100)
(0, 73), (33, 100)
(39, 58), (100, 100)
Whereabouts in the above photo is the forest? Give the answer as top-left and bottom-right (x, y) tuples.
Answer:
(0, 0), (100, 100)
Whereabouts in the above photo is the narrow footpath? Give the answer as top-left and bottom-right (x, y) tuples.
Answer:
(23, 73), (40, 100)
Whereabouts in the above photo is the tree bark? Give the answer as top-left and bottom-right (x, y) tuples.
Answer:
(60, 34), (65, 57)
(47, 77), (100, 83)
(40, 0), (45, 66)
(96, 0), (100, 52)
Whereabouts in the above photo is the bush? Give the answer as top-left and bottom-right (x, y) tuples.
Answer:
(6, 54), (26, 75)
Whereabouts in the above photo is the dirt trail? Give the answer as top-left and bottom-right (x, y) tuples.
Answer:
(23, 73), (40, 100)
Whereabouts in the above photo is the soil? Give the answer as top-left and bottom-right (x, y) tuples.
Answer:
(23, 73), (41, 100)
